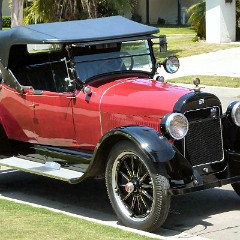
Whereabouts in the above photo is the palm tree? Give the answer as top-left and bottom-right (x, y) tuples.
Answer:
(188, 0), (240, 41)
(98, 0), (131, 17)
(82, 0), (97, 18)
(11, 0), (24, 27)
(187, 1), (206, 40)
(24, 0), (69, 24)
(24, 0), (131, 24)
(0, 0), (3, 30)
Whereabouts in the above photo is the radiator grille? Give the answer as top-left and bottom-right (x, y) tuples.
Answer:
(184, 107), (224, 166)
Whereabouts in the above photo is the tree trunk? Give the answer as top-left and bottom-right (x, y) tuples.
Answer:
(81, 0), (98, 18)
(0, 0), (3, 30)
(11, 0), (24, 27)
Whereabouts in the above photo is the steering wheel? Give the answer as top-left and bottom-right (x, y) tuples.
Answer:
(121, 52), (134, 70)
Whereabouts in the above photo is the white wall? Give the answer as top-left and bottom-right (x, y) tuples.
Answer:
(206, 0), (236, 43)
(3, 0), (11, 16)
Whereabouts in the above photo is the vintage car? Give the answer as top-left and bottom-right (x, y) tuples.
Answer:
(0, 16), (239, 232)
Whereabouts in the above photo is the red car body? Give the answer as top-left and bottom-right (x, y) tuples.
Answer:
(1, 77), (188, 147)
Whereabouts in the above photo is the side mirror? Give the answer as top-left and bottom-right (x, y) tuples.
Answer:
(159, 35), (167, 52)
(160, 56), (180, 74)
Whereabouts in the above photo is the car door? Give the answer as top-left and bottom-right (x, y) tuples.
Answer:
(0, 86), (37, 143)
(23, 60), (77, 147)
(30, 91), (76, 147)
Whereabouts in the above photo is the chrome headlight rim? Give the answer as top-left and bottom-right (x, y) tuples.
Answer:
(161, 113), (189, 140)
(229, 101), (240, 127)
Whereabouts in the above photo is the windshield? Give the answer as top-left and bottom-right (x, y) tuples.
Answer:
(73, 40), (153, 82)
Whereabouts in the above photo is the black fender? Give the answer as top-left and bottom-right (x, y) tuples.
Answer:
(85, 126), (193, 180)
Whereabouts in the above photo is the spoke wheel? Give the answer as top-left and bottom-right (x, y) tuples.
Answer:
(105, 140), (170, 232)
(232, 182), (240, 197)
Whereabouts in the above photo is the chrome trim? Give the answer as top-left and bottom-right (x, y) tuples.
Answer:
(165, 113), (189, 140)
(231, 101), (240, 127)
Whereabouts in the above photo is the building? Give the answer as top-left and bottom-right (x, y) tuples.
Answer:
(135, 0), (236, 43)
(135, 0), (203, 24)
(2, 0), (10, 16)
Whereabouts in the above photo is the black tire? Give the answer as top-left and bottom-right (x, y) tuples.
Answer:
(105, 140), (171, 232)
(232, 182), (240, 197)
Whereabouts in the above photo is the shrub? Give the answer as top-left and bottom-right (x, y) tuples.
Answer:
(131, 14), (142, 23)
(2, 16), (11, 28)
(157, 17), (165, 25)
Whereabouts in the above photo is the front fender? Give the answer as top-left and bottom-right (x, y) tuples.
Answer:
(85, 126), (193, 180)
(99, 126), (175, 163)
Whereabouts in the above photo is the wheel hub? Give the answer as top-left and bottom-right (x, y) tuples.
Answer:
(125, 182), (135, 193)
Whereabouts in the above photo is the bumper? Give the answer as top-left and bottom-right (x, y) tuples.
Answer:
(167, 150), (240, 196)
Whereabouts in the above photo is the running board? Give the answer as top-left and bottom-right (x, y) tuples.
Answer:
(0, 157), (84, 183)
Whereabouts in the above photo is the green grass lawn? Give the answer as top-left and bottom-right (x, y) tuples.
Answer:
(167, 75), (240, 88)
(153, 25), (239, 59)
(153, 25), (240, 88)
(154, 24), (196, 35)
(0, 198), (158, 240)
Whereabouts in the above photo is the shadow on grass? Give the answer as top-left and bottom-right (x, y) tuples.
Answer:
(154, 49), (183, 61)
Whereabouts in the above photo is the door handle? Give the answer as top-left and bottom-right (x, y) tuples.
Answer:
(28, 103), (39, 108)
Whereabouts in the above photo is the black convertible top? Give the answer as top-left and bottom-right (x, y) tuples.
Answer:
(0, 16), (159, 67)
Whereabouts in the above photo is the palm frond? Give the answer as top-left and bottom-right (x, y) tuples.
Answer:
(187, 1), (206, 39)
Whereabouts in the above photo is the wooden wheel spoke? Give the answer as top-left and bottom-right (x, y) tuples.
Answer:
(140, 172), (149, 182)
(131, 195), (137, 210)
(140, 195), (150, 211)
(141, 190), (153, 202)
(123, 160), (133, 178)
(118, 183), (126, 187)
(136, 162), (142, 178)
(123, 192), (131, 201)
(131, 156), (135, 176)
(119, 170), (130, 181)
(136, 195), (142, 213)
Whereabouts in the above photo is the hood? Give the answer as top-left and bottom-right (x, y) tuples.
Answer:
(100, 78), (190, 117)
(100, 78), (191, 133)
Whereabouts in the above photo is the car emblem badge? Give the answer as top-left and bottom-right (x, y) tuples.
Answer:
(199, 99), (204, 105)
(210, 107), (218, 118)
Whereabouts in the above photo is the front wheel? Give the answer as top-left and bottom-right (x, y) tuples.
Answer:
(105, 140), (170, 232)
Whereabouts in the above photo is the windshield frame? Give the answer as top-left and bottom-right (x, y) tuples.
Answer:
(69, 38), (156, 84)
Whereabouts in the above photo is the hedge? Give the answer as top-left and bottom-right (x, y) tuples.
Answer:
(2, 16), (11, 28)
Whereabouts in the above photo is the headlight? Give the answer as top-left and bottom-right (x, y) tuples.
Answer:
(227, 101), (240, 127)
(161, 113), (189, 140)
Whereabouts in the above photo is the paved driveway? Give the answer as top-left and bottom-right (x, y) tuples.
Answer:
(0, 167), (240, 240)
(164, 47), (240, 79)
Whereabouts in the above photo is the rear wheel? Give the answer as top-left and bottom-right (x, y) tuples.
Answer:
(231, 182), (240, 197)
(105, 140), (170, 232)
